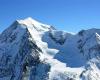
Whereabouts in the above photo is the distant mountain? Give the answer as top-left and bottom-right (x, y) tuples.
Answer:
(0, 17), (100, 80)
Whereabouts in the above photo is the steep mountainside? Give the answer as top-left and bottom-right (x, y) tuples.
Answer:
(0, 17), (100, 80)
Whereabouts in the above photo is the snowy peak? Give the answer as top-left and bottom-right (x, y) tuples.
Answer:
(17, 17), (53, 32)
(0, 17), (55, 44)
(17, 17), (42, 26)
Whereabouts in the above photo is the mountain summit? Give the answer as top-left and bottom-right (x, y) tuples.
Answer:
(0, 17), (100, 80)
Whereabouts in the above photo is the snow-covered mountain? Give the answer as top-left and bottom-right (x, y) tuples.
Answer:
(0, 17), (100, 80)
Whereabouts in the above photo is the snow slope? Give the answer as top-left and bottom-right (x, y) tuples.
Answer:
(0, 17), (100, 80)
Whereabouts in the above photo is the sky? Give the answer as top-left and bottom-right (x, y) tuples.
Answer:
(0, 0), (100, 33)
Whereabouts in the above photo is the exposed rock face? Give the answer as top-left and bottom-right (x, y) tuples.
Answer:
(0, 18), (100, 80)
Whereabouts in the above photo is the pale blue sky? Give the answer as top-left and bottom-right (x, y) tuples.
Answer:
(0, 0), (100, 33)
